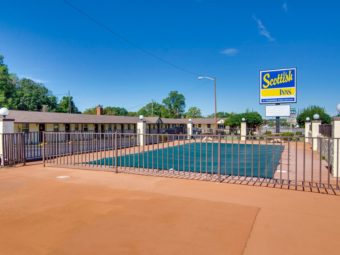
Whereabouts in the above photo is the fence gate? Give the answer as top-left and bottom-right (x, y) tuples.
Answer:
(1, 133), (26, 166)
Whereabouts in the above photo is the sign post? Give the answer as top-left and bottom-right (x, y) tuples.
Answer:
(260, 68), (297, 133)
(275, 104), (280, 133)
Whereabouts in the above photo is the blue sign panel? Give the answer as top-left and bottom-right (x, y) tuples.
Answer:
(260, 68), (297, 104)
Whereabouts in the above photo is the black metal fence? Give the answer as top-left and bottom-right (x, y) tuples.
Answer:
(320, 124), (332, 138)
(2, 131), (339, 194)
(42, 132), (340, 194)
(1, 133), (25, 166)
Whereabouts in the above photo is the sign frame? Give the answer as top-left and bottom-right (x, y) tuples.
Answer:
(265, 105), (291, 117)
(259, 67), (297, 105)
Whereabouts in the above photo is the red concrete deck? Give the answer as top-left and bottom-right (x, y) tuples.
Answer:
(1, 164), (340, 254)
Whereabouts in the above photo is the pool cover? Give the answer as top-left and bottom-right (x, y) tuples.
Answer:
(90, 143), (284, 178)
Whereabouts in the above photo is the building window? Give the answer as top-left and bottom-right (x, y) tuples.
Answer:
(108, 124), (112, 132)
(75, 124), (79, 131)
(53, 124), (59, 132)
(83, 124), (88, 132)
(207, 124), (211, 128)
(198, 124), (201, 128)
(21, 123), (29, 133)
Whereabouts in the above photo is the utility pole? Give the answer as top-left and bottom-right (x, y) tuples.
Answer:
(214, 78), (217, 132)
(151, 100), (154, 117)
(68, 90), (71, 114)
(275, 103), (280, 133)
(198, 76), (218, 133)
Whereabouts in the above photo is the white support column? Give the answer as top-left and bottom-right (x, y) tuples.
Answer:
(311, 120), (321, 151)
(187, 119), (193, 139)
(305, 120), (311, 143)
(332, 117), (340, 177)
(240, 119), (247, 141)
(137, 116), (146, 147)
(0, 118), (15, 166)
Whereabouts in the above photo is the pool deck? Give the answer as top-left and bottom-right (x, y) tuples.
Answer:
(1, 164), (340, 254)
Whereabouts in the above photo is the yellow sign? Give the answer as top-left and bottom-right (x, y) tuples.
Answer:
(260, 68), (297, 104)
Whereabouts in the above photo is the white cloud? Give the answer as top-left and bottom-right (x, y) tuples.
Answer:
(220, 48), (239, 56)
(282, 2), (288, 12)
(252, 15), (275, 42)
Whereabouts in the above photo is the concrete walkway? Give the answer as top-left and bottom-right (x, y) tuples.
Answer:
(0, 164), (340, 254)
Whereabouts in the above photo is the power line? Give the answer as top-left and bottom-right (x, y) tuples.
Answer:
(63, 0), (199, 76)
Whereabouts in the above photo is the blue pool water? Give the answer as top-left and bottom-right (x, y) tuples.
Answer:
(91, 143), (284, 178)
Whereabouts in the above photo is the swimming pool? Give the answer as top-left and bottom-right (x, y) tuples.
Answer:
(91, 143), (284, 178)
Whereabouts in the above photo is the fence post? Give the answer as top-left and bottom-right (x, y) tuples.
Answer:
(187, 119), (193, 139)
(0, 117), (15, 166)
(240, 119), (247, 141)
(218, 134), (221, 181)
(332, 117), (340, 178)
(42, 132), (45, 167)
(311, 119), (321, 151)
(305, 119), (311, 143)
(114, 132), (118, 173)
(137, 115), (146, 146)
(22, 133), (26, 166)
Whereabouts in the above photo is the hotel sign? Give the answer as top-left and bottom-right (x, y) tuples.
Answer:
(259, 68), (297, 104)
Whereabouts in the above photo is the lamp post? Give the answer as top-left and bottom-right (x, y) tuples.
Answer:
(305, 117), (311, 143)
(336, 103), (340, 116)
(0, 108), (9, 119)
(198, 76), (217, 132)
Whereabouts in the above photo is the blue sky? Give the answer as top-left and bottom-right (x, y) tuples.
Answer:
(0, 0), (339, 116)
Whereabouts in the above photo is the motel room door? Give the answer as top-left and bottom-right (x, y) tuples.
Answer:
(39, 124), (45, 143)
(65, 124), (71, 141)
(65, 124), (70, 132)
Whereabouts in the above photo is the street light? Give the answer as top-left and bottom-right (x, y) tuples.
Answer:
(336, 103), (340, 114)
(198, 76), (217, 132)
(313, 114), (320, 120)
(0, 107), (9, 119)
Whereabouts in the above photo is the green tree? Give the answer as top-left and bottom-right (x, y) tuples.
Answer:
(83, 107), (97, 114)
(127, 111), (138, 117)
(138, 101), (168, 117)
(242, 111), (263, 128)
(162, 91), (185, 118)
(14, 78), (58, 111)
(185, 106), (202, 118)
(0, 55), (16, 108)
(225, 111), (263, 128)
(56, 96), (79, 113)
(83, 106), (129, 116)
(207, 112), (231, 118)
(297, 105), (331, 127)
(225, 113), (242, 128)
(104, 106), (128, 116)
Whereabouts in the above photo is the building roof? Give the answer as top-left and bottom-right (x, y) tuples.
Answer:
(191, 118), (217, 125)
(7, 110), (220, 125)
(8, 110), (139, 124)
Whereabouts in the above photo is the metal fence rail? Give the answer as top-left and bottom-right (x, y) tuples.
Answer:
(1, 133), (25, 166)
(43, 132), (340, 194)
(320, 124), (332, 138)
